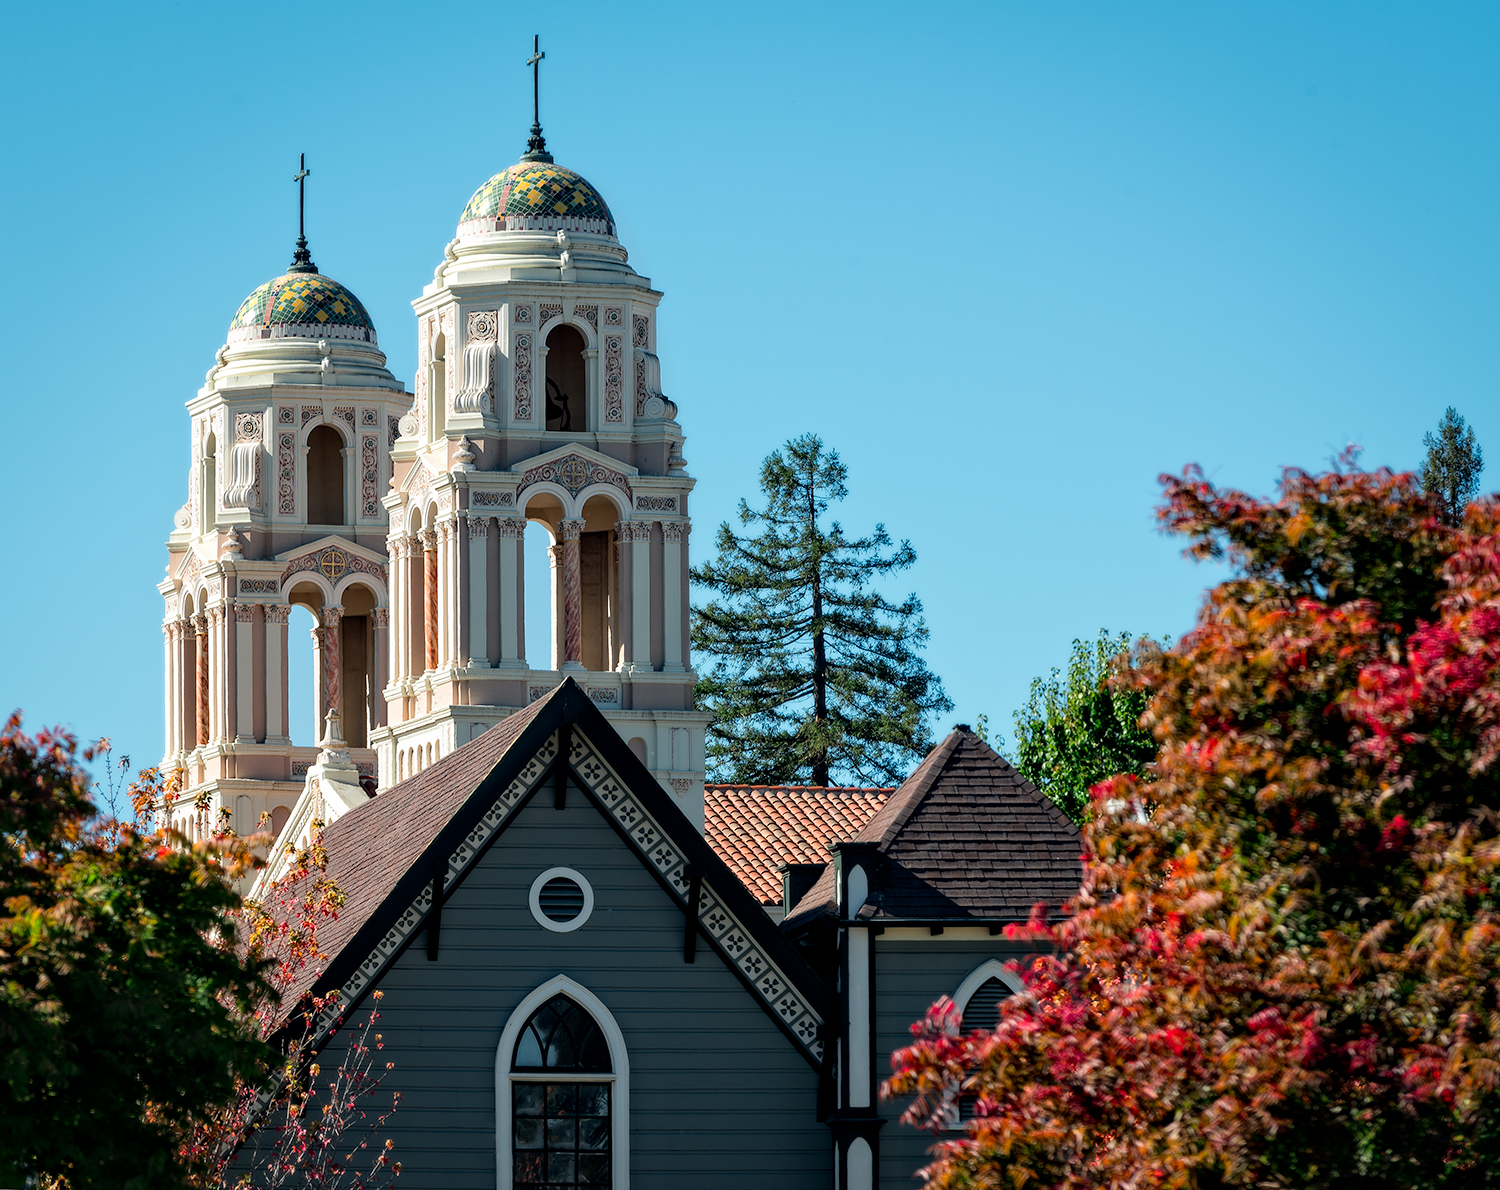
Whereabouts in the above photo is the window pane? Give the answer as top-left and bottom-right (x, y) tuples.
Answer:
(514, 1118), (544, 1149)
(515, 1026), (544, 1070)
(514, 1081), (610, 1189)
(513, 995), (612, 1072)
(514, 1083), (545, 1115)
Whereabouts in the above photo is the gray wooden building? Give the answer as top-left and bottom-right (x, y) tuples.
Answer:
(252, 680), (1081, 1189)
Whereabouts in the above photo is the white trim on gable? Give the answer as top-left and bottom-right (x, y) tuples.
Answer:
(952, 958), (1026, 1016)
(495, 975), (630, 1190)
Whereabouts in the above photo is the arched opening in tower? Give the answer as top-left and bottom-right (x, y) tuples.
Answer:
(307, 425), (345, 526)
(578, 495), (620, 672)
(428, 332), (447, 440)
(286, 600), (319, 746)
(523, 512), (559, 670)
(544, 325), (587, 432)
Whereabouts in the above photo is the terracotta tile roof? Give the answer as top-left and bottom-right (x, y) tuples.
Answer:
(782, 729), (1083, 929)
(705, 785), (892, 904)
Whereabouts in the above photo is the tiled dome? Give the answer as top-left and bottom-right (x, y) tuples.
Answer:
(458, 161), (615, 238)
(228, 272), (376, 345)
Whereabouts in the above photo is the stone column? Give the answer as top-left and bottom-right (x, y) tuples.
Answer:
(497, 518), (524, 664)
(628, 522), (652, 672)
(436, 519), (451, 666)
(386, 535), (405, 681)
(321, 606), (343, 726)
(180, 620), (196, 751)
(371, 608), (390, 727)
(467, 515), (489, 666)
(234, 605), (254, 740)
(263, 605), (290, 743)
(559, 519), (584, 669)
(662, 522), (686, 673)
(193, 613), (210, 747)
(163, 620), (178, 755)
(614, 522), (633, 671)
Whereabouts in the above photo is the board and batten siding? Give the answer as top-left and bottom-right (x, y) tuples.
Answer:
(874, 939), (1037, 1190)
(247, 779), (830, 1189)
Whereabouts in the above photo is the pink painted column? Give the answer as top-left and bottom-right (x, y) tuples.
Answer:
(193, 613), (210, 747)
(422, 529), (439, 672)
(560, 519), (584, 667)
(321, 606), (343, 728)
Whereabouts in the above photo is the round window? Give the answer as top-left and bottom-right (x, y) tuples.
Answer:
(528, 866), (594, 933)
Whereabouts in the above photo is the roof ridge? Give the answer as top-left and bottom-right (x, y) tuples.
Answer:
(854, 729), (965, 851)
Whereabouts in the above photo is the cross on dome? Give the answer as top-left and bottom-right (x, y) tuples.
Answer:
(288, 152), (317, 274)
(523, 35), (553, 163)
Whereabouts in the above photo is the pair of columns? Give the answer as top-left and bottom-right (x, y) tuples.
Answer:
(162, 602), (295, 755)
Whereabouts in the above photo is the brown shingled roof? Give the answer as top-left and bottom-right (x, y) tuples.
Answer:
(781, 728), (1084, 929)
(705, 785), (891, 904)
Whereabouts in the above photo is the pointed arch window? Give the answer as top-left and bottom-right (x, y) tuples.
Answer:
(510, 995), (613, 1188)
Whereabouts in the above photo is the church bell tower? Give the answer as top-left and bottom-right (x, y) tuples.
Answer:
(373, 69), (708, 824)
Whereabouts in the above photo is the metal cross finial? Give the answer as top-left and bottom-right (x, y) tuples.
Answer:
(288, 152), (318, 274)
(522, 35), (554, 163)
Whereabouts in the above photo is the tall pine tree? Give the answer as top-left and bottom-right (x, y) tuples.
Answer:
(691, 434), (950, 786)
(1419, 406), (1484, 524)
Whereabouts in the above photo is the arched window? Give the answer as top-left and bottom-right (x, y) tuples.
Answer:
(511, 996), (611, 1188)
(544, 325), (587, 432)
(200, 432), (217, 534)
(306, 426), (345, 525)
(429, 332), (447, 439)
(948, 960), (1026, 1125)
(499, 979), (628, 1190)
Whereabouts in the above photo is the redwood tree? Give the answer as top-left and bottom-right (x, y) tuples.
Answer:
(886, 457), (1500, 1189)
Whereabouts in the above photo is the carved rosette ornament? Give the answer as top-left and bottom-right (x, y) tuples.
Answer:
(539, 303), (563, 326)
(573, 304), (598, 331)
(517, 453), (631, 501)
(277, 432), (296, 514)
(604, 306), (622, 327)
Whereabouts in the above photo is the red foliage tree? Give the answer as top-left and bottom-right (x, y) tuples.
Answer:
(886, 459), (1500, 1188)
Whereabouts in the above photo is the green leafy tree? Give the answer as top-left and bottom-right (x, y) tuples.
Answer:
(692, 433), (951, 785)
(1008, 629), (1162, 824)
(1420, 405), (1484, 524)
(0, 713), (273, 1189)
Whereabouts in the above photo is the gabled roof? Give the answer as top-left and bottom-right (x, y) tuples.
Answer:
(270, 681), (834, 1070)
(705, 785), (891, 905)
(781, 728), (1083, 930)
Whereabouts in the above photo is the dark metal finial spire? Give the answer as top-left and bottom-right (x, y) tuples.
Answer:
(521, 35), (554, 163)
(288, 153), (318, 274)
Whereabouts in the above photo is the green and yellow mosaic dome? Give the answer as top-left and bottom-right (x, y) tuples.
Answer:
(458, 161), (615, 238)
(227, 272), (377, 345)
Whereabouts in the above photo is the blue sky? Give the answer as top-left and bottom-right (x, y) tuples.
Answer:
(0, 2), (1493, 773)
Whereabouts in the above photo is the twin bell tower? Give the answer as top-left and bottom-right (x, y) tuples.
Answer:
(156, 46), (708, 851)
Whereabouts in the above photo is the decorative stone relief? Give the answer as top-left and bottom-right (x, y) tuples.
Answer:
(362, 408), (377, 426)
(234, 605), (255, 623)
(236, 412), (263, 443)
(277, 433), (296, 514)
(513, 333), (533, 420)
(528, 685), (557, 703)
(263, 604), (292, 625)
(239, 579), (278, 594)
(301, 406), (319, 426)
(635, 496), (676, 512)
(615, 521), (651, 543)
(669, 778), (694, 795)
(277, 406), (295, 426)
(223, 441), (261, 510)
(455, 342), (495, 414)
(361, 436), (379, 517)
(466, 516), (490, 539)
(333, 406), (355, 428)
(573, 304), (598, 331)
(605, 306), (622, 327)
(472, 490), (513, 507)
(632, 313), (648, 348)
(495, 518), (526, 539)
(539, 303), (563, 325)
(585, 686), (619, 705)
(281, 545), (385, 585)
(662, 522), (686, 543)
(604, 335), (624, 424)
(517, 453), (631, 501)
(513, 303), (533, 325)
(372, 608), (390, 627)
(467, 310), (498, 343)
(388, 415), (401, 450)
